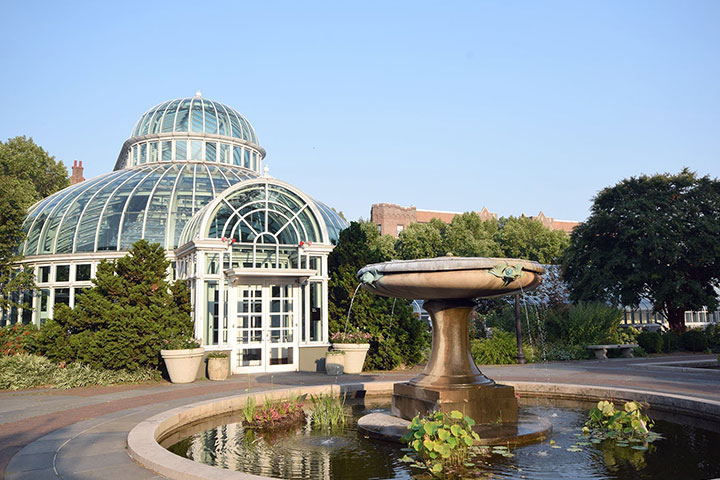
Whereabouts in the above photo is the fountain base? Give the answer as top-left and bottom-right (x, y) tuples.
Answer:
(392, 381), (519, 424)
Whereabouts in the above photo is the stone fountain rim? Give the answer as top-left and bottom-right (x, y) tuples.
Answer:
(126, 381), (720, 480)
(358, 257), (546, 276)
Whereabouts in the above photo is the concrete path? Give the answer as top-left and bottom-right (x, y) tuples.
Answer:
(1, 353), (718, 479)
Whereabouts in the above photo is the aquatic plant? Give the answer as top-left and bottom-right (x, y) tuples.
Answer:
(583, 400), (661, 449)
(242, 393), (306, 431)
(400, 410), (481, 476)
(310, 391), (346, 429)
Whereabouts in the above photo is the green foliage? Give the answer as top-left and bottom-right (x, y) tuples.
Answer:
(445, 213), (501, 258)
(636, 331), (663, 354)
(0, 323), (40, 355)
(206, 351), (228, 358)
(470, 330), (534, 365)
(162, 336), (201, 350)
(36, 240), (193, 370)
(0, 354), (158, 390)
(584, 400), (661, 447)
(563, 169), (720, 332)
(681, 329), (709, 352)
(401, 410), (481, 476)
(396, 219), (448, 259)
(0, 137), (69, 311)
(662, 330), (681, 352)
(543, 343), (588, 361)
(555, 302), (624, 346)
(242, 396), (256, 424)
(328, 221), (429, 370)
(494, 216), (570, 263)
(704, 324), (720, 350)
(310, 391), (346, 429)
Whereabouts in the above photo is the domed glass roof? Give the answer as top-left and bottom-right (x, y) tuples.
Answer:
(21, 164), (259, 255)
(131, 95), (259, 146)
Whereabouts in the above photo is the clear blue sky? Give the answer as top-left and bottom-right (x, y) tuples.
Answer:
(1, 1), (718, 222)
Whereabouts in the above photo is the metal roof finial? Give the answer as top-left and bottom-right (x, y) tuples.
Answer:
(195, 90), (202, 97)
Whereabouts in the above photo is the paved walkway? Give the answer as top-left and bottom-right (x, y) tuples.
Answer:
(1, 353), (718, 479)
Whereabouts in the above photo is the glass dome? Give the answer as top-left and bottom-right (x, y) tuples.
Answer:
(132, 95), (260, 145)
(21, 163), (259, 255)
(114, 93), (266, 173)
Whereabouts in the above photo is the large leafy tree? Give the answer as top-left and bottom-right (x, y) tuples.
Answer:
(563, 169), (720, 332)
(36, 240), (193, 370)
(328, 221), (428, 370)
(0, 136), (69, 311)
(495, 216), (570, 264)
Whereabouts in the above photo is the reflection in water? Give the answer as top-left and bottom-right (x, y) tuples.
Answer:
(165, 398), (720, 480)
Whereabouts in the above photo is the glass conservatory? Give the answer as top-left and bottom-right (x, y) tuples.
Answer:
(8, 93), (347, 373)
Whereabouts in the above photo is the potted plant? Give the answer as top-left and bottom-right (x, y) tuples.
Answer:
(330, 330), (372, 374)
(325, 350), (345, 375)
(160, 336), (204, 384)
(207, 351), (230, 381)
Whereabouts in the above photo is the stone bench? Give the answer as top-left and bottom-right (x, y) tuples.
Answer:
(587, 344), (639, 360)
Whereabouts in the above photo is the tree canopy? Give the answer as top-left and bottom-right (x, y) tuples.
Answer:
(562, 169), (720, 332)
(0, 136), (69, 311)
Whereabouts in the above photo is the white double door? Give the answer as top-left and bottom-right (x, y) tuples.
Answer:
(232, 282), (298, 373)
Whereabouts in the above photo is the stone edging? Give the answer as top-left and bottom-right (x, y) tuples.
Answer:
(127, 381), (720, 480)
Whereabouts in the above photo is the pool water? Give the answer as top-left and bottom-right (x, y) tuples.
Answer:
(163, 397), (720, 480)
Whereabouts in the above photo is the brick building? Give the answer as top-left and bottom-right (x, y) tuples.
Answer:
(371, 203), (579, 237)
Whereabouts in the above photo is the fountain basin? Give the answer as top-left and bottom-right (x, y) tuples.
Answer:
(357, 257), (545, 300)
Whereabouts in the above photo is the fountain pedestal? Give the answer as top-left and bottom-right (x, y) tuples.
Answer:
(391, 299), (518, 424)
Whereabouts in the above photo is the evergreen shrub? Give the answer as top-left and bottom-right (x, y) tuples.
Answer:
(555, 302), (624, 346)
(36, 240), (192, 371)
(662, 330), (681, 352)
(636, 331), (663, 354)
(681, 329), (709, 352)
(0, 323), (39, 355)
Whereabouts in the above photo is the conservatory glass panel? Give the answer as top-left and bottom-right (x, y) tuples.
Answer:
(139, 143), (147, 164)
(56, 265), (70, 282)
(206, 142), (216, 162)
(75, 264), (91, 281)
(228, 110), (243, 139)
(204, 101), (218, 134)
(143, 165), (180, 245)
(162, 141), (172, 161)
(243, 149), (250, 169)
(55, 288), (70, 307)
(120, 168), (163, 249)
(190, 98), (204, 132)
(149, 104), (166, 134)
(190, 141), (202, 161)
(168, 165), (196, 248)
(206, 281), (219, 345)
(219, 143), (229, 164)
(161, 99), (180, 132)
(149, 142), (158, 163)
(232, 146), (242, 166)
(216, 103), (229, 136)
(175, 140), (186, 161)
(97, 170), (150, 251)
(38, 266), (50, 283)
(175, 99), (191, 131)
(193, 165), (214, 212)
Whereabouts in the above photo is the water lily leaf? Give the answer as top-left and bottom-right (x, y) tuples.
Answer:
(502, 452), (515, 458)
(400, 455), (414, 463)
(465, 416), (476, 426)
(451, 425), (462, 437)
(412, 439), (421, 451)
(567, 447), (583, 452)
(591, 439), (602, 444)
(615, 442), (629, 447)
(631, 445), (648, 451)
(450, 410), (464, 419)
(447, 437), (458, 448)
(463, 435), (474, 447)
(424, 439), (435, 451)
(431, 462), (443, 473)
(551, 445), (562, 449)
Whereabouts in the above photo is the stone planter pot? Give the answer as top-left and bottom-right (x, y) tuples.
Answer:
(161, 348), (205, 384)
(325, 352), (345, 375)
(207, 356), (230, 381)
(331, 343), (370, 374)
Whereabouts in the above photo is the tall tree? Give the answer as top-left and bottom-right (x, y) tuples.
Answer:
(328, 221), (428, 370)
(0, 137), (69, 312)
(395, 219), (447, 260)
(563, 169), (720, 332)
(445, 212), (502, 257)
(495, 216), (570, 264)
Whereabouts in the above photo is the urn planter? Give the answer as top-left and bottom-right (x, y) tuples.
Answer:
(207, 355), (230, 381)
(331, 344), (369, 374)
(161, 348), (205, 384)
(325, 352), (345, 375)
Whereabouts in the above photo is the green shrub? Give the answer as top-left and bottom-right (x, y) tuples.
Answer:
(470, 330), (534, 365)
(681, 329), (709, 352)
(543, 343), (588, 361)
(0, 323), (39, 355)
(0, 354), (158, 390)
(555, 302), (624, 346)
(637, 331), (663, 354)
(704, 324), (720, 350)
(36, 240), (193, 371)
(662, 330), (681, 352)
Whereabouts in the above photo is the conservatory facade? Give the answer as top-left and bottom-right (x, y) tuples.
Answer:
(9, 93), (347, 373)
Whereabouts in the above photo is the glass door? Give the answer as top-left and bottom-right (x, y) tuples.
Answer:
(233, 282), (298, 373)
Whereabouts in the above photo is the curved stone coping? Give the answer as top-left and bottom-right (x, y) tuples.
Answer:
(127, 380), (720, 480)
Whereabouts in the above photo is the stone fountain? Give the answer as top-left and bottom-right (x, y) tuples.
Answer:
(357, 256), (549, 444)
